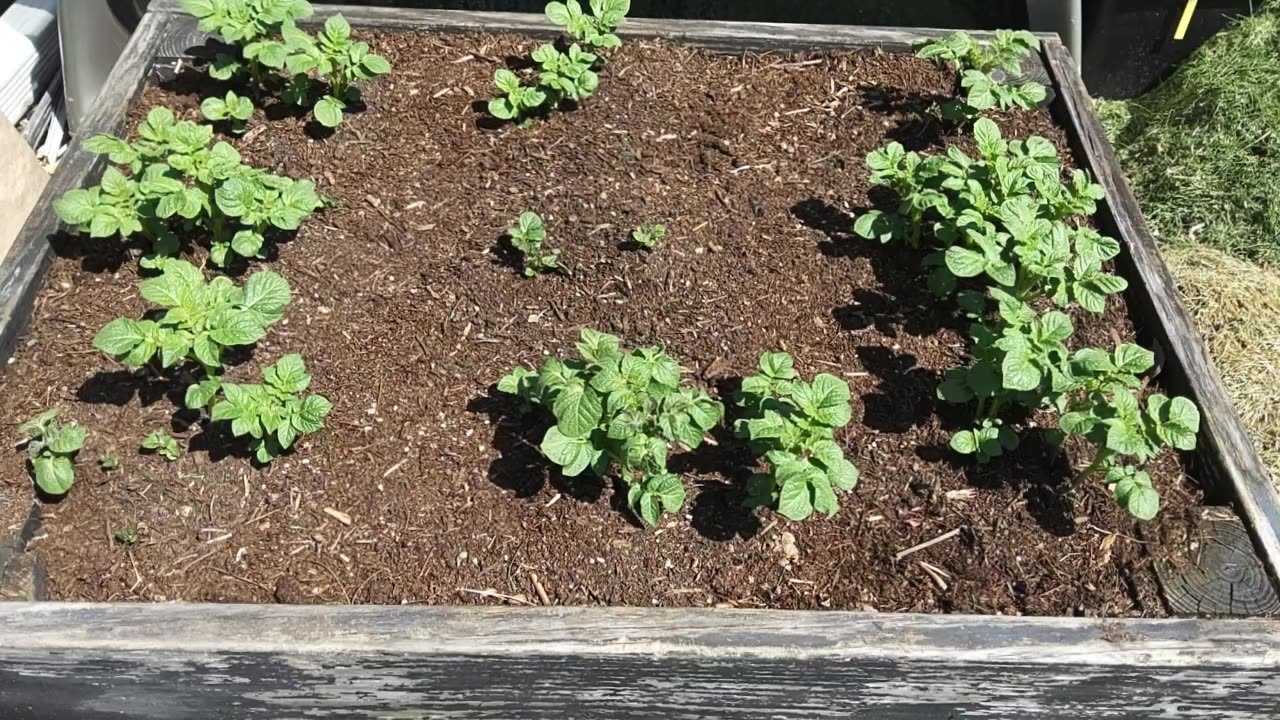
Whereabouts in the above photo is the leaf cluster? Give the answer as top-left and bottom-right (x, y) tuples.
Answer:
(487, 0), (628, 125)
(735, 353), (859, 521)
(182, 1), (391, 129)
(631, 223), (665, 250)
(917, 30), (1046, 120)
(855, 118), (1199, 519)
(142, 430), (183, 461)
(19, 408), (85, 496)
(499, 329), (722, 526)
(545, 0), (629, 50)
(53, 107), (322, 267)
(506, 212), (561, 276)
(201, 90), (255, 134)
(212, 354), (333, 463)
(92, 258), (291, 409)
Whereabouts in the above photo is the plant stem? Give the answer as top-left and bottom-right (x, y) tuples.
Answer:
(1074, 448), (1112, 483)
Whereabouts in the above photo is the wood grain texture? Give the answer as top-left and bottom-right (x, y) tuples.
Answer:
(146, 1), (1054, 55)
(0, 11), (166, 366)
(1158, 508), (1280, 616)
(1041, 40), (1280, 588)
(1, 603), (1280, 719)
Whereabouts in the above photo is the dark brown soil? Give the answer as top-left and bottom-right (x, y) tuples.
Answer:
(0, 32), (1203, 614)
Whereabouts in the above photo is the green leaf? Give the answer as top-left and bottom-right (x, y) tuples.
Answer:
(541, 426), (593, 476)
(93, 318), (147, 357)
(1113, 344), (1154, 375)
(552, 382), (603, 438)
(362, 54), (391, 75)
(241, 270), (292, 326)
(294, 394), (332, 433)
(950, 430), (978, 455)
(776, 464), (816, 521)
(324, 14), (351, 41)
(33, 456), (75, 495)
(1001, 351), (1041, 392)
(209, 309), (268, 346)
(314, 96), (345, 128)
(185, 378), (222, 410)
(546, 0), (571, 24)
(824, 457), (859, 491)
(758, 351), (797, 380)
(792, 374), (852, 428)
(266, 354), (311, 393)
(973, 117), (1003, 155)
(46, 425), (86, 454)
(944, 246), (987, 278)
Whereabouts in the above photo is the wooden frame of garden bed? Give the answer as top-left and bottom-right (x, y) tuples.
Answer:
(0, 4), (1278, 717)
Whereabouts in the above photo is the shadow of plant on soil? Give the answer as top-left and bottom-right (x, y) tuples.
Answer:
(854, 345), (941, 434)
(467, 389), (604, 503)
(793, 198), (962, 339)
(859, 84), (952, 152)
(47, 230), (133, 274)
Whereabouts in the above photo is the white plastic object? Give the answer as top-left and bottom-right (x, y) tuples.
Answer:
(0, 0), (59, 125)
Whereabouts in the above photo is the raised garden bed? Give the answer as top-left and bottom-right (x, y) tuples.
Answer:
(0, 2), (1278, 717)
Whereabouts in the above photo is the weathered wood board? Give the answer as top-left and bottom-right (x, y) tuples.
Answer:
(2, 603), (1280, 719)
(0, 6), (1278, 718)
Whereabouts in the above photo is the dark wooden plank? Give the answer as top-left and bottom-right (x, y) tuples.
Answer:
(145, 1), (1055, 63)
(1, 603), (1279, 719)
(1042, 39), (1280, 587)
(0, 11), (168, 366)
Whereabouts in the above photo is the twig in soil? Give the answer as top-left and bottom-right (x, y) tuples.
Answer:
(460, 588), (534, 605)
(531, 573), (552, 606)
(213, 568), (272, 594)
(382, 458), (409, 478)
(324, 507), (353, 526)
(917, 561), (951, 591)
(894, 527), (962, 561)
(545, 493), (561, 508)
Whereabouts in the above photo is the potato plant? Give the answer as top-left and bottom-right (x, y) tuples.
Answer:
(142, 430), (183, 461)
(507, 212), (560, 276)
(200, 90), (255, 134)
(182, 2), (391, 129)
(533, 43), (600, 104)
(92, 258), (291, 410)
(53, 108), (321, 267)
(856, 119), (1199, 519)
(735, 352), (859, 521)
(181, 0), (314, 83)
(19, 408), (85, 495)
(545, 0), (629, 50)
(499, 329), (723, 526)
(917, 30), (1046, 121)
(212, 354), (333, 464)
(277, 16), (392, 128)
(631, 223), (666, 250)
(1056, 344), (1200, 519)
(488, 69), (548, 125)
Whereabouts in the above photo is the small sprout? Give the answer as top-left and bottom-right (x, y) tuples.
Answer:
(142, 430), (183, 461)
(489, 68), (548, 125)
(949, 418), (1019, 464)
(200, 90), (255, 134)
(19, 408), (85, 496)
(114, 527), (141, 545)
(631, 223), (666, 250)
(533, 43), (599, 104)
(545, 0), (629, 51)
(99, 452), (120, 471)
(506, 211), (560, 277)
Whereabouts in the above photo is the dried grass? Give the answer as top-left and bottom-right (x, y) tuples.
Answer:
(1165, 247), (1280, 484)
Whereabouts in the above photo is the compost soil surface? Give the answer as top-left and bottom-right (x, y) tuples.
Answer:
(0, 32), (1203, 614)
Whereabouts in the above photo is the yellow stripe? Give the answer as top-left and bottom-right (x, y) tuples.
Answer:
(1175, 0), (1199, 40)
